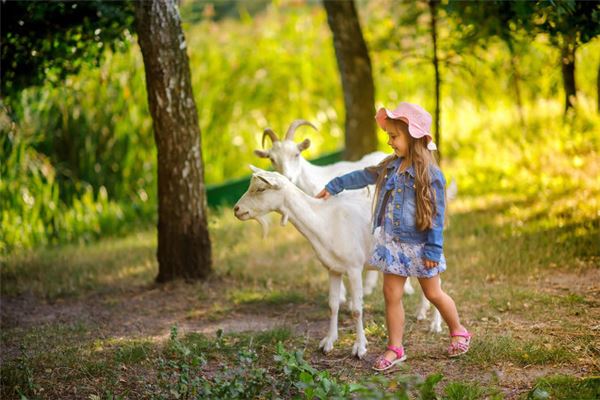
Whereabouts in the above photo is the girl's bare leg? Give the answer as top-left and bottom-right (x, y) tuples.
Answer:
(383, 273), (407, 361)
(418, 275), (467, 345)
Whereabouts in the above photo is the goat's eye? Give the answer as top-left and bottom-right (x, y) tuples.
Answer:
(295, 153), (300, 158)
(256, 188), (266, 193)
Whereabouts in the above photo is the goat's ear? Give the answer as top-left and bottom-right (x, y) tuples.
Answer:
(254, 149), (270, 158)
(297, 138), (311, 152)
(249, 164), (263, 173)
(256, 174), (280, 189)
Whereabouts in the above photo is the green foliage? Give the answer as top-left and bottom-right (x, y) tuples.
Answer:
(446, 0), (600, 48)
(1, 0), (135, 96)
(179, 0), (271, 23)
(533, 0), (600, 46)
(2, 1), (599, 255)
(151, 326), (448, 400)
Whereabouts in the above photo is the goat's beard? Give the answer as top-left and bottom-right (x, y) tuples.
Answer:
(254, 215), (270, 239)
(253, 212), (288, 239)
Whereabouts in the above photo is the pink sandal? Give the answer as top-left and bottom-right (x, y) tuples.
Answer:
(372, 345), (407, 371)
(448, 330), (472, 357)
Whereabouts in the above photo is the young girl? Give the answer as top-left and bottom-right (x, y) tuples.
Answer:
(316, 102), (471, 371)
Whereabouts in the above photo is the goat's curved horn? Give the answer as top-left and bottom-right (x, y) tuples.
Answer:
(284, 119), (317, 141)
(261, 128), (279, 148)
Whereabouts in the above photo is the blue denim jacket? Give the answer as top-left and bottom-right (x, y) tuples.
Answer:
(325, 157), (446, 262)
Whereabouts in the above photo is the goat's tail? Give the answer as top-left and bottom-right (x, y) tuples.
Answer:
(447, 179), (458, 202)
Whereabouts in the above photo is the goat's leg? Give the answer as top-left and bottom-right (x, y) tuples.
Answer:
(347, 268), (367, 359)
(339, 281), (347, 306)
(403, 277), (415, 295)
(429, 277), (443, 333)
(363, 270), (378, 296)
(319, 271), (342, 353)
(416, 292), (431, 321)
(430, 306), (443, 333)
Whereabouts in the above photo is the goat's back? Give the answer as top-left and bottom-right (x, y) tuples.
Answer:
(318, 151), (387, 181)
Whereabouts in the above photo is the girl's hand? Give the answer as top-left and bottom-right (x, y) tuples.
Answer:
(423, 259), (438, 269)
(315, 188), (331, 200)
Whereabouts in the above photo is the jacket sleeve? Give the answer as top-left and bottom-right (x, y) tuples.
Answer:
(325, 167), (379, 195)
(423, 172), (446, 262)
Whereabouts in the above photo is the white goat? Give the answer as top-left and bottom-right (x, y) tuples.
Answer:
(253, 120), (412, 298)
(234, 167), (371, 357)
(253, 120), (387, 197)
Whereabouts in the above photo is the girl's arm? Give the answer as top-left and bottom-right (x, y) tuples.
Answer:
(324, 168), (379, 196)
(424, 171), (446, 262)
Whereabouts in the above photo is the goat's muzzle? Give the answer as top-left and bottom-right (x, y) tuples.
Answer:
(233, 205), (250, 220)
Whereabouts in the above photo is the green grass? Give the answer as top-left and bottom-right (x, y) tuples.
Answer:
(444, 381), (502, 400)
(114, 340), (153, 364)
(229, 288), (308, 306)
(527, 375), (600, 400)
(0, 230), (157, 299)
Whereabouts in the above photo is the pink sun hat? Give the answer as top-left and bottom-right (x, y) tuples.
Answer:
(375, 102), (437, 151)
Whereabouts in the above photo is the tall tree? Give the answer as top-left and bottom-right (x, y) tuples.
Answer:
(533, 1), (600, 112)
(135, 0), (212, 282)
(323, 0), (376, 161)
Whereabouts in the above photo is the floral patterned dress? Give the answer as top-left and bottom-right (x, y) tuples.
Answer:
(368, 192), (447, 278)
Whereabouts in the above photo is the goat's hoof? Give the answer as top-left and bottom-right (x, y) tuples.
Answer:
(416, 311), (427, 321)
(352, 342), (367, 359)
(429, 323), (442, 334)
(319, 336), (336, 353)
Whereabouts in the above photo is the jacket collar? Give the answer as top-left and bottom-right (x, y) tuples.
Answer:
(386, 156), (415, 177)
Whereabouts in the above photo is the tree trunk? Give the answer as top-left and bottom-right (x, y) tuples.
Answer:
(323, 0), (376, 161)
(505, 38), (526, 128)
(135, 0), (212, 282)
(560, 41), (576, 112)
(428, 0), (441, 161)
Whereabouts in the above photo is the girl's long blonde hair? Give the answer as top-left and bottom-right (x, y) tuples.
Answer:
(371, 119), (442, 231)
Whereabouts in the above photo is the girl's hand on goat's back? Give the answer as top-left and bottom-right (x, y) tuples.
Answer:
(315, 188), (331, 200)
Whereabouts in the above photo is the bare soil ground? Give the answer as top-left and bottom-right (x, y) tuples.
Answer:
(3, 267), (599, 399)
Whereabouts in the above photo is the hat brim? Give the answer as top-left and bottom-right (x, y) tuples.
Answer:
(375, 107), (433, 141)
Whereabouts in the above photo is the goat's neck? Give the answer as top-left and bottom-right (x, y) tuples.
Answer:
(296, 158), (324, 195)
(279, 184), (330, 246)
